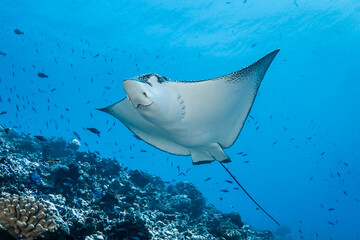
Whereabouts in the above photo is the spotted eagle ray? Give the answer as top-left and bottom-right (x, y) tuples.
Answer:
(98, 49), (280, 225)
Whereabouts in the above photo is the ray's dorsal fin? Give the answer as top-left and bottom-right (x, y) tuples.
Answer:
(219, 162), (280, 226)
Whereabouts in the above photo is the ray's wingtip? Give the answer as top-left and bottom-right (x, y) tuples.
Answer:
(269, 49), (280, 57)
(256, 49), (280, 67)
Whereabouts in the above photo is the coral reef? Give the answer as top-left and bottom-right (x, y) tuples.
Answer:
(0, 194), (58, 240)
(0, 131), (274, 239)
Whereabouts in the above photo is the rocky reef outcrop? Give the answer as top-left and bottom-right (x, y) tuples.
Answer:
(0, 131), (273, 240)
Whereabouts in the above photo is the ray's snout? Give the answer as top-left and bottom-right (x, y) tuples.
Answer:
(123, 80), (152, 108)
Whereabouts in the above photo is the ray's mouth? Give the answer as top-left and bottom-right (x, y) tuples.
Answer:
(127, 96), (153, 109)
(136, 102), (153, 109)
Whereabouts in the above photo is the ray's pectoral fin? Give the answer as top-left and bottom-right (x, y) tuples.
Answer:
(191, 143), (231, 165)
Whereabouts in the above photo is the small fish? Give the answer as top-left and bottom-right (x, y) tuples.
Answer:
(0, 111), (7, 115)
(93, 54), (100, 58)
(328, 208), (335, 211)
(225, 180), (233, 184)
(14, 29), (24, 35)
(204, 177), (211, 182)
(37, 72), (48, 78)
(132, 134), (142, 140)
(0, 51), (6, 56)
(243, 161), (250, 163)
(219, 197), (223, 201)
(140, 149), (147, 153)
(178, 172), (185, 176)
(220, 189), (229, 193)
(47, 159), (60, 162)
(309, 176), (313, 181)
(86, 127), (100, 136)
(34, 135), (47, 141)
(328, 221), (335, 226)
(321, 152), (326, 156)
(50, 88), (56, 92)
(73, 131), (81, 140)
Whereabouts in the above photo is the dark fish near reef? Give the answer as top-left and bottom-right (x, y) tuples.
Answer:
(225, 180), (233, 184)
(73, 131), (81, 140)
(204, 177), (211, 182)
(37, 72), (48, 78)
(0, 51), (6, 56)
(0, 124), (11, 134)
(0, 111), (7, 115)
(47, 159), (60, 162)
(220, 189), (230, 193)
(34, 135), (47, 141)
(86, 128), (100, 136)
(14, 29), (24, 35)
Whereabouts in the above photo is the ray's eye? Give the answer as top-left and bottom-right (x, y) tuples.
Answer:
(157, 77), (164, 83)
(143, 92), (147, 97)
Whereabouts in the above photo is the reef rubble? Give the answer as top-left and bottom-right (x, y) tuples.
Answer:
(0, 131), (274, 240)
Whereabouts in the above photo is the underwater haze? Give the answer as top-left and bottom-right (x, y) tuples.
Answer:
(1, 0), (360, 239)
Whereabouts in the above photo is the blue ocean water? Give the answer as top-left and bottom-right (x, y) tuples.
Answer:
(1, 0), (359, 239)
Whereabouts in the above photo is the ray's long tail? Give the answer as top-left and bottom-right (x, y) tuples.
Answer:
(219, 162), (280, 226)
